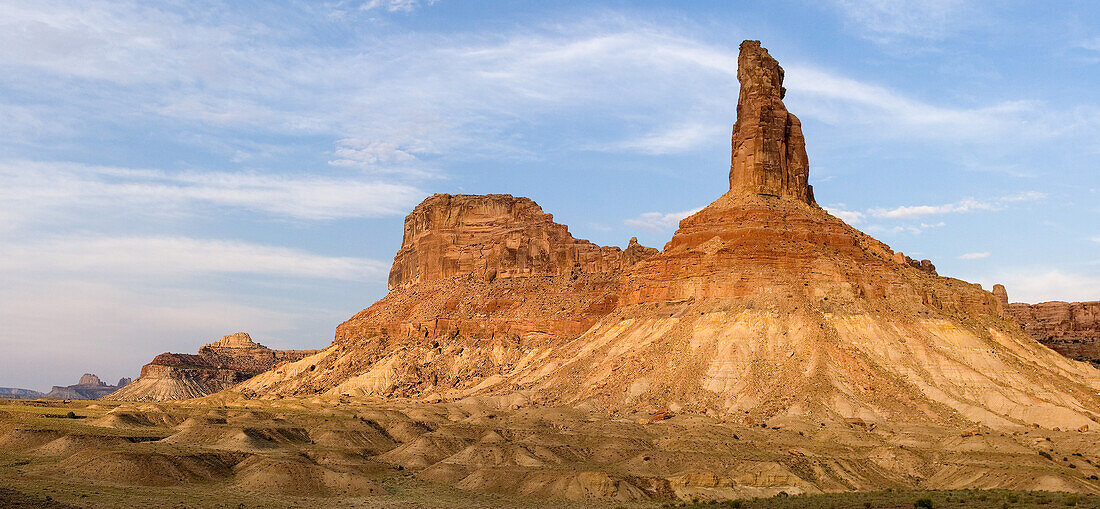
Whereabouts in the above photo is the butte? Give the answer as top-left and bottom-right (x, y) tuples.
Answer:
(235, 40), (1100, 431)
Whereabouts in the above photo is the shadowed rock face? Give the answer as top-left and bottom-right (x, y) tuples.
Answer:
(108, 333), (317, 401)
(729, 40), (814, 205)
(235, 40), (1100, 431)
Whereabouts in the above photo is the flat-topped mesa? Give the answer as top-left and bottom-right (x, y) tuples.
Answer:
(387, 194), (627, 291)
(200, 332), (263, 352)
(729, 40), (815, 205)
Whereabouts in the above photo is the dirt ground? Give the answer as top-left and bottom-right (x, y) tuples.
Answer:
(2, 396), (1099, 508)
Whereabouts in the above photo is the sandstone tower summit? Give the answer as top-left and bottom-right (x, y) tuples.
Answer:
(729, 40), (814, 205)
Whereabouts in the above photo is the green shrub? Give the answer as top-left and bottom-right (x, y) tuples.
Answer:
(914, 497), (933, 508)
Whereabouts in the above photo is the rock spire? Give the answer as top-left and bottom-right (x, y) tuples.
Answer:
(729, 40), (815, 205)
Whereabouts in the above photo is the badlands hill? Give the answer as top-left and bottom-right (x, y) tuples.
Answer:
(237, 40), (1100, 431)
(108, 333), (317, 401)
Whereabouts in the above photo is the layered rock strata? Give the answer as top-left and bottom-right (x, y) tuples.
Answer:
(108, 333), (317, 401)
(729, 40), (814, 205)
(1006, 295), (1100, 367)
(236, 40), (1100, 431)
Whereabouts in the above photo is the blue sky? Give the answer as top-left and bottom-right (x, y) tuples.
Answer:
(1, 0), (1097, 390)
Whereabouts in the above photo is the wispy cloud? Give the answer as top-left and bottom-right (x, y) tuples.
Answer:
(0, 236), (387, 281)
(624, 207), (703, 232)
(0, 161), (426, 226)
(958, 251), (990, 260)
(1, 3), (1094, 169)
(867, 192), (1045, 219)
(825, 0), (979, 43)
(605, 122), (727, 155)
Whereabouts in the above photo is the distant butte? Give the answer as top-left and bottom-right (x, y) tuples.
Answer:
(108, 332), (317, 401)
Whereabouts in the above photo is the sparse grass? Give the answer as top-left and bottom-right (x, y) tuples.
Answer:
(673, 490), (1100, 509)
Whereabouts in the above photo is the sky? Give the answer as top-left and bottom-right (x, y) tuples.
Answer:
(1, 0), (1098, 391)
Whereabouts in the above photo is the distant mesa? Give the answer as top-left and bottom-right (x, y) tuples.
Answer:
(44, 373), (126, 400)
(232, 40), (1100, 432)
(107, 332), (318, 402)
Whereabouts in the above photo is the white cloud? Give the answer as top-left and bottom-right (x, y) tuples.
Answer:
(825, 206), (866, 225)
(984, 269), (1100, 304)
(0, 161), (426, 225)
(1079, 37), (1100, 52)
(0, 235), (387, 282)
(825, 0), (977, 42)
(605, 122), (727, 155)
(867, 192), (1045, 219)
(958, 252), (990, 260)
(624, 207), (703, 232)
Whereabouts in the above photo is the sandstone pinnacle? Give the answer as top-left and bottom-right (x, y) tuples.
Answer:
(992, 284), (1009, 308)
(729, 40), (815, 205)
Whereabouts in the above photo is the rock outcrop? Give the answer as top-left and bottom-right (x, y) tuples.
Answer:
(387, 194), (627, 291)
(1006, 294), (1100, 367)
(235, 40), (1100, 432)
(729, 40), (814, 205)
(44, 374), (124, 400)
(107, 333), (317, 401)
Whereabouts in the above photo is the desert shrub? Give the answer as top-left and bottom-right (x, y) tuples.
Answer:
(914, 497), (933, 508)
(1040, 451), (1053, 460)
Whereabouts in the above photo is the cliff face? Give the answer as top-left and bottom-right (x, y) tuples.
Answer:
(108, 333), (317, 401)
(1008, 300), (1100, 367)
(235, 40), (1100, 431)
(388, 194), (627, 291)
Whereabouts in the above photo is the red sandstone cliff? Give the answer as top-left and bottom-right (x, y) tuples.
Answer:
(1005, 296), (1100, 367)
